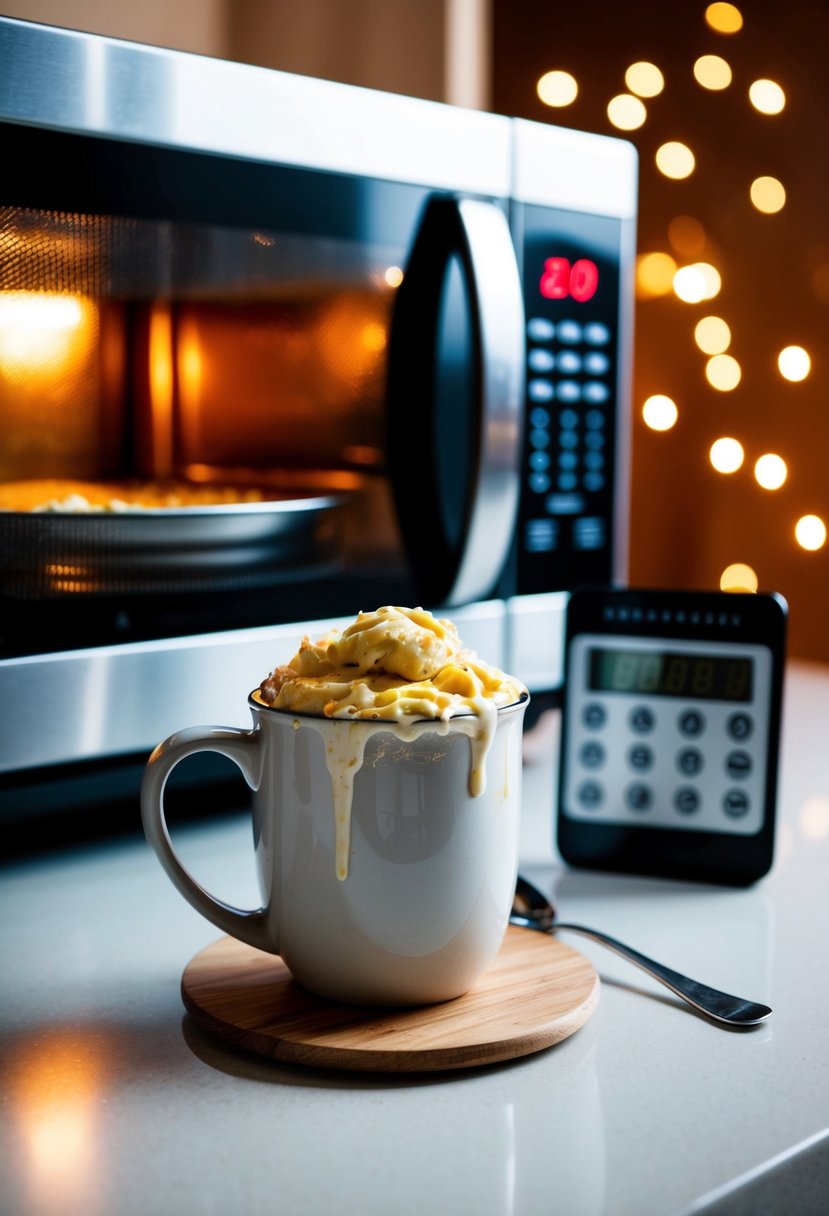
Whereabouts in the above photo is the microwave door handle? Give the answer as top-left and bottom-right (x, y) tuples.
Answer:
(386, 194), (525, 607)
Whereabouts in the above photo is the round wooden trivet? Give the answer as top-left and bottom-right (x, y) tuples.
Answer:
(181, 925), (600, 1073)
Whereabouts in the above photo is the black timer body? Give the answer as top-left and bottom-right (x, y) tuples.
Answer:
(556, 587), (788, 886)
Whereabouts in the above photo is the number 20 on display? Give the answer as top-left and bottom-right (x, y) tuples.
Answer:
(539, 256), (599, 302)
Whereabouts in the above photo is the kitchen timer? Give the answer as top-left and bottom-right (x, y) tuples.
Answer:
(556, 587), (787, 886)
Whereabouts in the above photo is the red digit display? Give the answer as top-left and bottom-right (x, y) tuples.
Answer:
(539, 257), (571, 299)
(538, 256), (600, 302)
(570, 258), (599, 302)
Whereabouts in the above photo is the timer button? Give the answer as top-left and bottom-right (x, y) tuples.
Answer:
(674, 786), (701, 815)
(627, 743), (654, 772)
(579, 740), (606, 769)
(678, 709), (706, 738)
(723, 789), (751, 818)
(725, 750), (753, 780)
(677, 747), (704, 776)
(727, 712), (754, 741)
(582, 702), (607, 729)
(577, 780), (604, 809)
(629, 705), (655, 734)
(625, 782), (653, 812)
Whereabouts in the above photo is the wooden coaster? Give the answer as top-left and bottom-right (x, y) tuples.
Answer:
(181, 925), (600, 1073)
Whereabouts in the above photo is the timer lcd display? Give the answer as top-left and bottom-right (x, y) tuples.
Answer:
(588, 647), (754, 702)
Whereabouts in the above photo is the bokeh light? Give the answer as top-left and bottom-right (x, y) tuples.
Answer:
(795, 515), (827, 551)
(668, 215), (707, 256)
(693, 55), (732, 90)
(673, 262), (721, 303)
(607, 93), (647, 130)
(642, 394), (679, 431)
(720, 562), (758, 592)
(710, 437), (744, 473)
(754, 453), (788, 490)
(778, 345), (811, 381)
(384, 266), (403, 288)
(625, 62), (664, 98)
(705, 3), (743, 34)
(656, 141), (695, 179)
(706, 353), (741, 390)
(749, 79), (786, 115)
(750, 176), (786, 214)
(636, 251), (678, 297)
(694, 315), (731, 354)
(537, 70), (579, 107)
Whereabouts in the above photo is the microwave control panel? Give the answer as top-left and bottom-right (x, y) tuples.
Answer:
(516, 206), (625, 594)
(556, 587), (788, 886)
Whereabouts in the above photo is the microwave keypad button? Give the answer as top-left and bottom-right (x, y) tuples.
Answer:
(528, 379), (554, 402)
(584, 431), (605, 450)
(528, 472), (551, 494)
(584, 451), (605, 471)
(582, 472), (605, 492)
(559, 429), (579, 450)
(558, 472), (578, 491)
(556, 320), (582, 344)
(584, 351), (610, 375)
(525, 517), (558, 550)
(529, 451), (550, 471)
(528, 348), (555, 372)
(556, 351), (583, 374)
(625, 782), (653, 812)
(572, 515), (606, 548)
(585, 410), (605, 429)
(725, 750), (752, 780)
(583, 381), (610, 404)
(547, 493), (585, 515)
(727, 712), (754, 741)
(559, 451), (578, 471)
(530, 407), (551, 427)
(584, 321), (611, 345)
(674, 786), (701, 815)
(557, 381), (581, 402)
(530, 427), (551, 449)
(527, 317), (554, 342)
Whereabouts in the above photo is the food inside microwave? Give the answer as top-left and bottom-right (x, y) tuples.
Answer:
(0, 478), (284, 513)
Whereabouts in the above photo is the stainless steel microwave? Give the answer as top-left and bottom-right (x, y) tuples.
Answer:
(0, 16), (637, 794)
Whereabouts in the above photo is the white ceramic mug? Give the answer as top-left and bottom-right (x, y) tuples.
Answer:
(141, 693), (529, 1006)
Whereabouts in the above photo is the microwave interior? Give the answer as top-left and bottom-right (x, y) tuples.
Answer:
(0, 125), (491, 652)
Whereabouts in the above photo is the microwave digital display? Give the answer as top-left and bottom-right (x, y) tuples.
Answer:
(538, 256), (600, 302)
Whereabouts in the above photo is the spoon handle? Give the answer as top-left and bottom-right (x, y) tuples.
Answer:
(553, 922), (772, 1026)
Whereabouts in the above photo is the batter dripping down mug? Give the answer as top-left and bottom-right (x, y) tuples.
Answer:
(141, 692), (529, 1006)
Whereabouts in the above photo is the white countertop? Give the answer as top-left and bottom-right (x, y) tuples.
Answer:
(2, 660), (828, 1216)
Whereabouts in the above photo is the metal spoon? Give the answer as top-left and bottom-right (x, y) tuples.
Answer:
(510, 874), (772, 1026)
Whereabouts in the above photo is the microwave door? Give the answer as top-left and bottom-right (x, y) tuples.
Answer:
(386, 194), (525, 608)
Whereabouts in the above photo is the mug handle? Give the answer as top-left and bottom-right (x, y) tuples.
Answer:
(140, 725), (273, 953)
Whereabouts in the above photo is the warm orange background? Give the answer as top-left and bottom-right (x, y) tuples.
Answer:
(492, 0), (829, 663)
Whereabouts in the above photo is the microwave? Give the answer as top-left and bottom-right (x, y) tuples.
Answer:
(0, 17), (637, 811)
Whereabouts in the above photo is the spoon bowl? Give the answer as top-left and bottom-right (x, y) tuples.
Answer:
(510, 874), (772, 1027)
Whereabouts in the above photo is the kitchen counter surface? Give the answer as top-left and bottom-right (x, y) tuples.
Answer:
(2, 659), (828, 1216)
